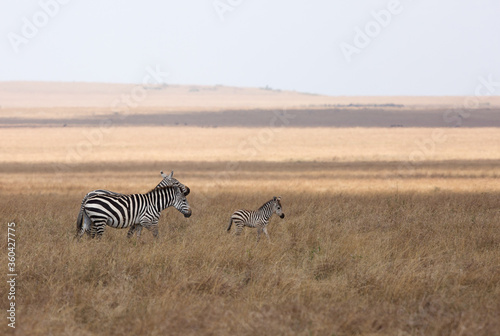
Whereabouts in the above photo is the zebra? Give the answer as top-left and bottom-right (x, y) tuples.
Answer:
(76, 171), (190, 238)
(227, 196), (285, 241)
(77, 185), (191, 239)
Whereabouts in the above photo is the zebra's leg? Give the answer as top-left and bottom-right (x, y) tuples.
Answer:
(139, 214), (158, 238)
(89, 221), (99, 238)
(90, 226), (98, 238)
(127, 224), (138, 238)
(144, 222), (159, 238)
(76, 227), (86, 239)
(81, 224), (93, 238)
(89, 220), (100, 238)
(234, 221), (243, 236)
(256, 227), (263, 242)
(262, 227), (271, 242)
(135, 225), (144, 238)
(92, 220), (106, 239)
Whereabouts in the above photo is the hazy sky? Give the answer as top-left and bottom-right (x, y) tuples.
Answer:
(1, 0), (499, 96)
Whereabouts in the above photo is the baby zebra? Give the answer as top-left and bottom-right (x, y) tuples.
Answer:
(227, 196), (285, 241)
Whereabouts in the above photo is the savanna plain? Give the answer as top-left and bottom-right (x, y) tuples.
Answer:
(1, 88), (500, 335)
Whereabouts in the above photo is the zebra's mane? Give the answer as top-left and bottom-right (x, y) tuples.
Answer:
(258, 199), (275, 211)
(154, 171), (190, 196)
(147, 185), (179, 194)
(154, 177), (181, 189)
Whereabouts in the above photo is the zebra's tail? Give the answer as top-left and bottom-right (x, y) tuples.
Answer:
(76, 209), (83, 237)
(227, 217), (233, 232)
(76, 207), (91, 238)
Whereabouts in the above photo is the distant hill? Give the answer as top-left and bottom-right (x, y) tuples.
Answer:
(1, 81), (499, 112)
(1, 82), (499, 127)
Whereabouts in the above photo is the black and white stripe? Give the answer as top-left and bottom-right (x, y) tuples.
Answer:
(76, 171), (189, 238)
(227, 196), (284, 241)
(77, 185), (191, 239)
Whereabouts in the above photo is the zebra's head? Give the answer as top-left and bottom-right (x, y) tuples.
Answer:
(273, 196), (285, 219)
(159, 170), (190, 196)
(172, 186), (192, 218)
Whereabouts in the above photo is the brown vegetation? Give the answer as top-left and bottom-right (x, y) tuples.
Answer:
(1, 91), (499, 334)
(1, 158), (499, 335)
(2, 127), (500, 165)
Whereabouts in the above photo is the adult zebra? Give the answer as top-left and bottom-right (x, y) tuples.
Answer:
(76, 171), (190, 238)
(227, 196), (285, 241)
(77, 185), (191, 239)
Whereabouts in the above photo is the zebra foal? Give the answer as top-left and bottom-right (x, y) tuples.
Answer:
(77, 185), (191, 239)
(227, 196), (285, 241)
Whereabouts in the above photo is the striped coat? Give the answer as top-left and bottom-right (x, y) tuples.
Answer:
(227, 196), (284, 241)
(77, 185), (191, 239)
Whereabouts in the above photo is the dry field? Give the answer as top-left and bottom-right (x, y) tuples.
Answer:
(1, 122), (500, 335)
(3, 82), (500, 114)
(2, 127), (500, 164)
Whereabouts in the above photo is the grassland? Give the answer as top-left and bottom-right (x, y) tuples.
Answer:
(0, 123), (499, 335)
(2, 127), (500, 164)
(1, 164), (500, 335)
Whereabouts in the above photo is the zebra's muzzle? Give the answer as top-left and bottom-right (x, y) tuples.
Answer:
(280, 214), (285, 219)
(183, 210), (192, 218)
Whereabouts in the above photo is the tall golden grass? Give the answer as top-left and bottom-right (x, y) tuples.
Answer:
(2, 127), (500, 164)
(1, 158), (499, 335)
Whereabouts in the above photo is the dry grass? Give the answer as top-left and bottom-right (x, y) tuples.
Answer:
(2, 160), (500, 195)
(1, 160), (500, 335)
(1, 119), (500, 335)
(1, 127), (500, 164)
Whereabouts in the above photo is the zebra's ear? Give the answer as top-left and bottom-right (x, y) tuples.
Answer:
(277, 196), (281, 201)
(169, 171), (174, 178)
(273, 196), (277, 201)
(160, 171), (167, 178)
